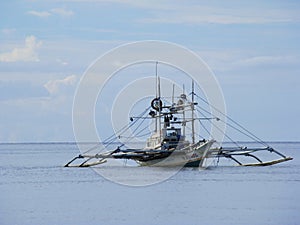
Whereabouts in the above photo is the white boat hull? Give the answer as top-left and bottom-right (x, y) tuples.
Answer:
(137, 140), (215, 167)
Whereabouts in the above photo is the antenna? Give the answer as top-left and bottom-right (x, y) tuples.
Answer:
(192, 80), (195, 144)
(172, 83), (175, 104)
(155, 61), (158, 98)
(158, 76), (161, 98)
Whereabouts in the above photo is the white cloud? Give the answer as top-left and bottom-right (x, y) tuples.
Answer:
(27, 8), (74, 18)
(141, 15), (290, 25)
(1, 28), (17, 35)
(27, 10), (51, 17)
(0, 35), (42, 62)
(44, 75), (77, 95)
(233, 55), (299, 67)
(50, 8), (74, 16)
(197, 50), (300, 72)
(140, 6), (296, 25)
(50, 0), (299, 24)
(56, 58), (69, 66)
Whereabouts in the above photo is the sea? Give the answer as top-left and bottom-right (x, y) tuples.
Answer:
(0, 142), (299, 225)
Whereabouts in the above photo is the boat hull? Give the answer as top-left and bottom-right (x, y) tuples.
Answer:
(137, 140), (215, 167)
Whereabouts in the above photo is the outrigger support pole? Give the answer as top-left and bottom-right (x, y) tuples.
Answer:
(79, 157), (94, 167)
(64, 146), (124, 167)
(267, 147), (288, 159)
(217, 146), (293, 166)
(222, 153), (243, 166)
(245, 153), (263, 163)
(64, 155), (83, 167)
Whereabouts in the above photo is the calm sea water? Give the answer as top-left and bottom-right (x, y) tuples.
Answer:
(0, 142), (299, 225)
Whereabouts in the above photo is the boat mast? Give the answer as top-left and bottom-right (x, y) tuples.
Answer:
(158, 76), (162, 143)
(182, 84), (185, 137)
(155, 61), (162, 143)
(191, 80), (195, 144)
(155, 61), (158, 133)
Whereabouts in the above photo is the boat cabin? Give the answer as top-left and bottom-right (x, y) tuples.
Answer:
(145, 127), (185, 150)
(161, 127), (183, 150)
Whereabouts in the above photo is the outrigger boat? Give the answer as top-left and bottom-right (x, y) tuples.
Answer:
(65, 69), (292, 168)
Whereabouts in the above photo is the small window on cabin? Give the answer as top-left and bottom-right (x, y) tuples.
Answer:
(167, 130), (177, 137)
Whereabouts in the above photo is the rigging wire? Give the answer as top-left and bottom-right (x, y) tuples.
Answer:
(196, 109), (241, 148)
(119, 131), (151, 139)
(184, 123), (206, 140)
(107, 105), (151, 145)
(81, 106), (151, 154)
(194, 94), (269, 147)
(122, 110), (150, 143)
(194, 93), (269, 147)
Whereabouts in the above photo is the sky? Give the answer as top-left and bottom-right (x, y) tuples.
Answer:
(0, 0), (299, 142)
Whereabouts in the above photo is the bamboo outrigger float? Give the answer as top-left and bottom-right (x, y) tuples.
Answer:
(65, 64), (292, 168)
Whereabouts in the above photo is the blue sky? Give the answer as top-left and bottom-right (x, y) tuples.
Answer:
(0, 0), (299, 142)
